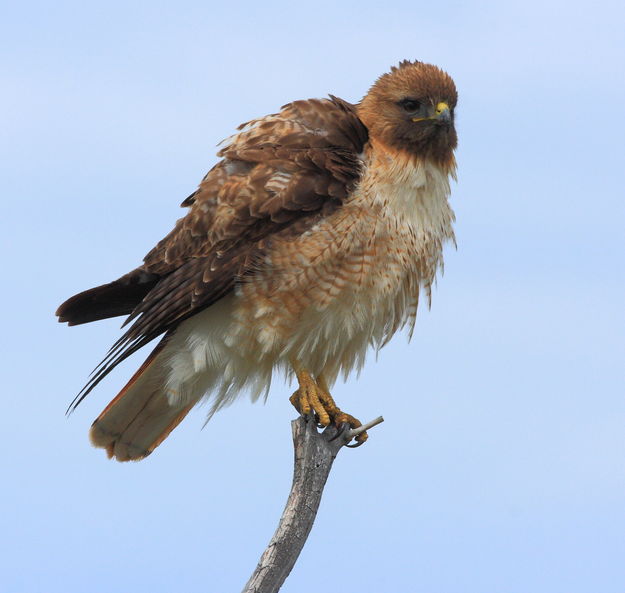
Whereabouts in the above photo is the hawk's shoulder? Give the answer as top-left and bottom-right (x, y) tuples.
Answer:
(144, 95), (368, 273)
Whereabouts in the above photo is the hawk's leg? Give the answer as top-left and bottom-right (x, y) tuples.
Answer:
(289, 360), (368, 446)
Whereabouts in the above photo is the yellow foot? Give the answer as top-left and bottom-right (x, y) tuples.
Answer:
(289, 363), (368, 446)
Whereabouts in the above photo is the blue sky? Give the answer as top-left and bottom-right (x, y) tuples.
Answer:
(2, 1), (624, 591)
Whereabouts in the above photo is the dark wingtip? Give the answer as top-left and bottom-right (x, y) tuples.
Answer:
(56, 310), (76, 326)
(54, 269), (159, 327)
(55, 300), (71, 323)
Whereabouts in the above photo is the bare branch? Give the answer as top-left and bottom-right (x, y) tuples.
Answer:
(347, 415), (384, 439)
(241, 415), (384, 593)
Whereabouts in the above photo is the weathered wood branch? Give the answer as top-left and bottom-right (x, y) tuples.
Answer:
(241, 414), (384, 593)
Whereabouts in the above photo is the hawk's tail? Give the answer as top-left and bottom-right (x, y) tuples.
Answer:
(89, 337), (197, 462)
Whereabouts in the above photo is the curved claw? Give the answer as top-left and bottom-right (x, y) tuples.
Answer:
(345, 436), (367, 448)
(327, 423), (368, 448)
(328, 422), (351, 443)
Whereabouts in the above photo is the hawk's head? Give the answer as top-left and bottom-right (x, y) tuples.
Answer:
(358, 60), (458, 165)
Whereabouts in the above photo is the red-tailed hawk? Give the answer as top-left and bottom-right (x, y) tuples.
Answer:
(57, 60), (458, 461)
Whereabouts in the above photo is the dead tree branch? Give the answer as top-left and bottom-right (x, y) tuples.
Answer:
(241, 414), (384, 593)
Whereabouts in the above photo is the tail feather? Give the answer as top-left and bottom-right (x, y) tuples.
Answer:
(56, 268), (159, 326)
(89, 337), (197, 461)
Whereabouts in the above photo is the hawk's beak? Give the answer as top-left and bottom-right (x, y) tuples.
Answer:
(434, 102), (451, 122)
(411, 101), (452, 124)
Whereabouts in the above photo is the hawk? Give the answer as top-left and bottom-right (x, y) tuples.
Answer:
(57, 60), (458, 461)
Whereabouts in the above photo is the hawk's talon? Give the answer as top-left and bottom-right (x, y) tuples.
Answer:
(290, 363), (366, 447)
(289, 391), (310, 416)
(346, 431), (369, 447)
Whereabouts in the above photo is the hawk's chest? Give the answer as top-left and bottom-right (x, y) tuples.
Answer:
(231, 156), (455, 365)
(345, 156), (455, 287)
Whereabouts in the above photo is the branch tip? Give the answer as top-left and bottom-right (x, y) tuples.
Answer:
(347, 415), (384, 439)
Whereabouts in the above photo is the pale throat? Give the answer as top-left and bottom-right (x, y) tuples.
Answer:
(350, 138), (456, 236)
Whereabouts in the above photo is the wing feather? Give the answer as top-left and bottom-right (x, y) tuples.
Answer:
(67, 96), (368, 410)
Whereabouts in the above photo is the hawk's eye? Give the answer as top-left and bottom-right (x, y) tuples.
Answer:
(399, 99), (421, 113)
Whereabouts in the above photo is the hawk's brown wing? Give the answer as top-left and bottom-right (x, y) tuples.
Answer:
(67, 96), (368, 410)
